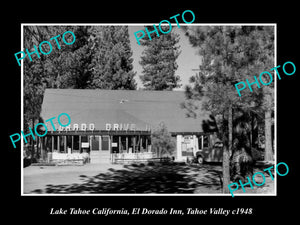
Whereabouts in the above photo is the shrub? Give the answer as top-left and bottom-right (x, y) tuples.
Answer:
(151, 122), (176, 158)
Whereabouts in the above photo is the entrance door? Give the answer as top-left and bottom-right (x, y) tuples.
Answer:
(90, 136), (110, 163)
(91, 136), (100, 150)
(99, 136), (110, 163)
(101, 136), (110, 151)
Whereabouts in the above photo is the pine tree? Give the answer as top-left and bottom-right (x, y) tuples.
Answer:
(23, 26), (52, 159)
(23, 25), (137, 161)
(88, 26), (136, 90)
(42, 26), (93, 89)
(139, 26), (181, 90)
(182, 26), (274, 192)
(23, 25), (93, 129)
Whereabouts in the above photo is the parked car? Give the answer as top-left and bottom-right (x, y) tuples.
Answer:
(191, 141), (264, 164)
(192, 141), (223, 164)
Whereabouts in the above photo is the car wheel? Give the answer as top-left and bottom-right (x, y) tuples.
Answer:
(197, 156), (204, 164)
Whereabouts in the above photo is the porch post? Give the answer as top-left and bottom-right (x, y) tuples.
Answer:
(176, 135), (182, 161)
(71, 136), (74, 153)
(140, 135), (143, 152)
(40, 137), (43, 160)
(109, 136), (112, 153)
(64, 136), (67, 153)
(51, 136), (54, 152)
(57, 136), (60, 152)
(99, 135), (102, 151)
(79, 136), (81, 153)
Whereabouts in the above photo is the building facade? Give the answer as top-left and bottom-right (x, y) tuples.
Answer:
(39, 89), (217, 164)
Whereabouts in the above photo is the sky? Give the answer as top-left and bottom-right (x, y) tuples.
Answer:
(127, 25), (202, 90)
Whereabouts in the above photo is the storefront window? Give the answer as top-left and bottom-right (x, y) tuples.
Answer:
(148, 137), (151, 152)
(45, 136), (52, 152)
(67, 136), (72, 151)
(120, 136), (127, 152)
(53, 136), (58, 151)
(59, 136), (65, 153)
(141, 136), (146, 152)
(81, 136), (88, 142)
(128, 137), (133, 153)
(73, 136), (79, 151)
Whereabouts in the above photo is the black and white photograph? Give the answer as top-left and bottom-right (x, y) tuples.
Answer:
(20, 24), (276, 196)
(4, 4), (299, 222)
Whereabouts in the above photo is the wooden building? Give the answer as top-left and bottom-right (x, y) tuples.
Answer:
(39, 89), (214, 164)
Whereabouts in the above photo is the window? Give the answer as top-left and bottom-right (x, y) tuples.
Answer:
(81, 135), (88, 142)
(59, 136), (65, 153)
(67, 136), (72, 150)
(121, 136), (127, 152)
(141, 136), (147, 152)
(45, 136), (52, 152)
(53, 136), (58, 151)
(73, 136), (79, 150)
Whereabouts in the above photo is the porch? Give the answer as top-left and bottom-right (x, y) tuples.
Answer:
(33, 130), (153, 164)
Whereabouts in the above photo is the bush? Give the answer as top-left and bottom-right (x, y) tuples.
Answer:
(23, 158), (31, 168)
(230, 148), (254, 182)
(151, 122), (176, 158)
(251, 148), (264, 161)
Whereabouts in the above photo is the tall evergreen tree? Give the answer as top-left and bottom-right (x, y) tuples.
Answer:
(182, 26), (274, 193)
(139, 26), (181, 90)
(23, 26), (93, 127)
(88, 26), (136, 90)
(23, 26), (52, 158)
(22, 25), (137, 161)
(42, 26), (93, 89)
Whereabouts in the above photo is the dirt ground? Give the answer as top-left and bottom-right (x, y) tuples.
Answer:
(23, 161), (275, 195)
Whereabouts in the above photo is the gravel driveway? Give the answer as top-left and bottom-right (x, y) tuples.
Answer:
(23, 162), (274, 195)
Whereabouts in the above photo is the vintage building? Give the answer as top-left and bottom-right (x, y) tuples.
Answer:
(39, 89), (217, 164)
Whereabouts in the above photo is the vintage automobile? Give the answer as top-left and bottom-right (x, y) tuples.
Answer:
(185, 133), (264, 164)
(185, 134), (223, 164)
(194, 141), (223, 164)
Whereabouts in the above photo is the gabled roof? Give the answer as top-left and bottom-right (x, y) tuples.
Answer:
(40, 89), (212, 133)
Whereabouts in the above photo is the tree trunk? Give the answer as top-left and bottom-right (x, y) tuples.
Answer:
(229, 107), (233, 156)
(264, 109), (273, 161)
(250, 112), (258, 149)
(222, 106), (232, 193)
(31, 118), (35, 161)
(222, 143), (230, 193)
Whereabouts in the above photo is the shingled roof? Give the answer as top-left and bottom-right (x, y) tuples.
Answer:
(40, 89), (212, 133)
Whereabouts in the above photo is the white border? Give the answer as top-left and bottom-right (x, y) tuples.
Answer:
(21, 23), (277, 197)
